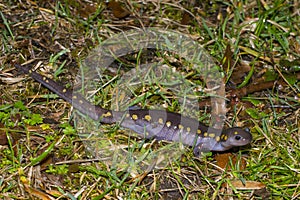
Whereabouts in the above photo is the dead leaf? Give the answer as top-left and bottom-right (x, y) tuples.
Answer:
(229, 180), (266, 190)
(0, 123), (8, 145)
(107, 0), (130, 19)
(181, 11), (192, 25)
(215, 153), (247, 170)
(20, 171), (56, 200)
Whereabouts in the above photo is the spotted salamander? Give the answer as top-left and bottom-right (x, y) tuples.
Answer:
(15, 64), (252, 156)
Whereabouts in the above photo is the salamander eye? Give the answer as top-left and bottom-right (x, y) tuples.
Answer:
(235, 135), (242, 140)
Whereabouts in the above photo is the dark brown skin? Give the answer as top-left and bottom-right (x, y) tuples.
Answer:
(15, 64), (252, 156)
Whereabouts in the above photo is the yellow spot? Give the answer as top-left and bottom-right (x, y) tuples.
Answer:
(29, 70), (32, 73)
(158, 118), (164, 124)
(186, 127), (191, 132)
(197, 129), (201, 134)
(43, 76), (49, 83)
(144, 115), (152, 121)
(73, 96), (77, 99)
(166, 121), (171, 127)
(126, 113), (130, 118)
(234, 131), (238, 135)
(62, 88), (67, 93)
(178, 124), (184, 130)
(223, 135), (228, 141)
(132, 114), (138, 120)
(215, 136), (220, 142)
(209, 133), (215, 138)
(79, 100), (83, 104)
(103, 112), (112, 117)
(204, 132), (208, 137)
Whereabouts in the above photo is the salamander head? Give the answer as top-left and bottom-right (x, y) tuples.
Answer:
(220, 127), (252, 150)
(193, 127), (252, 156)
